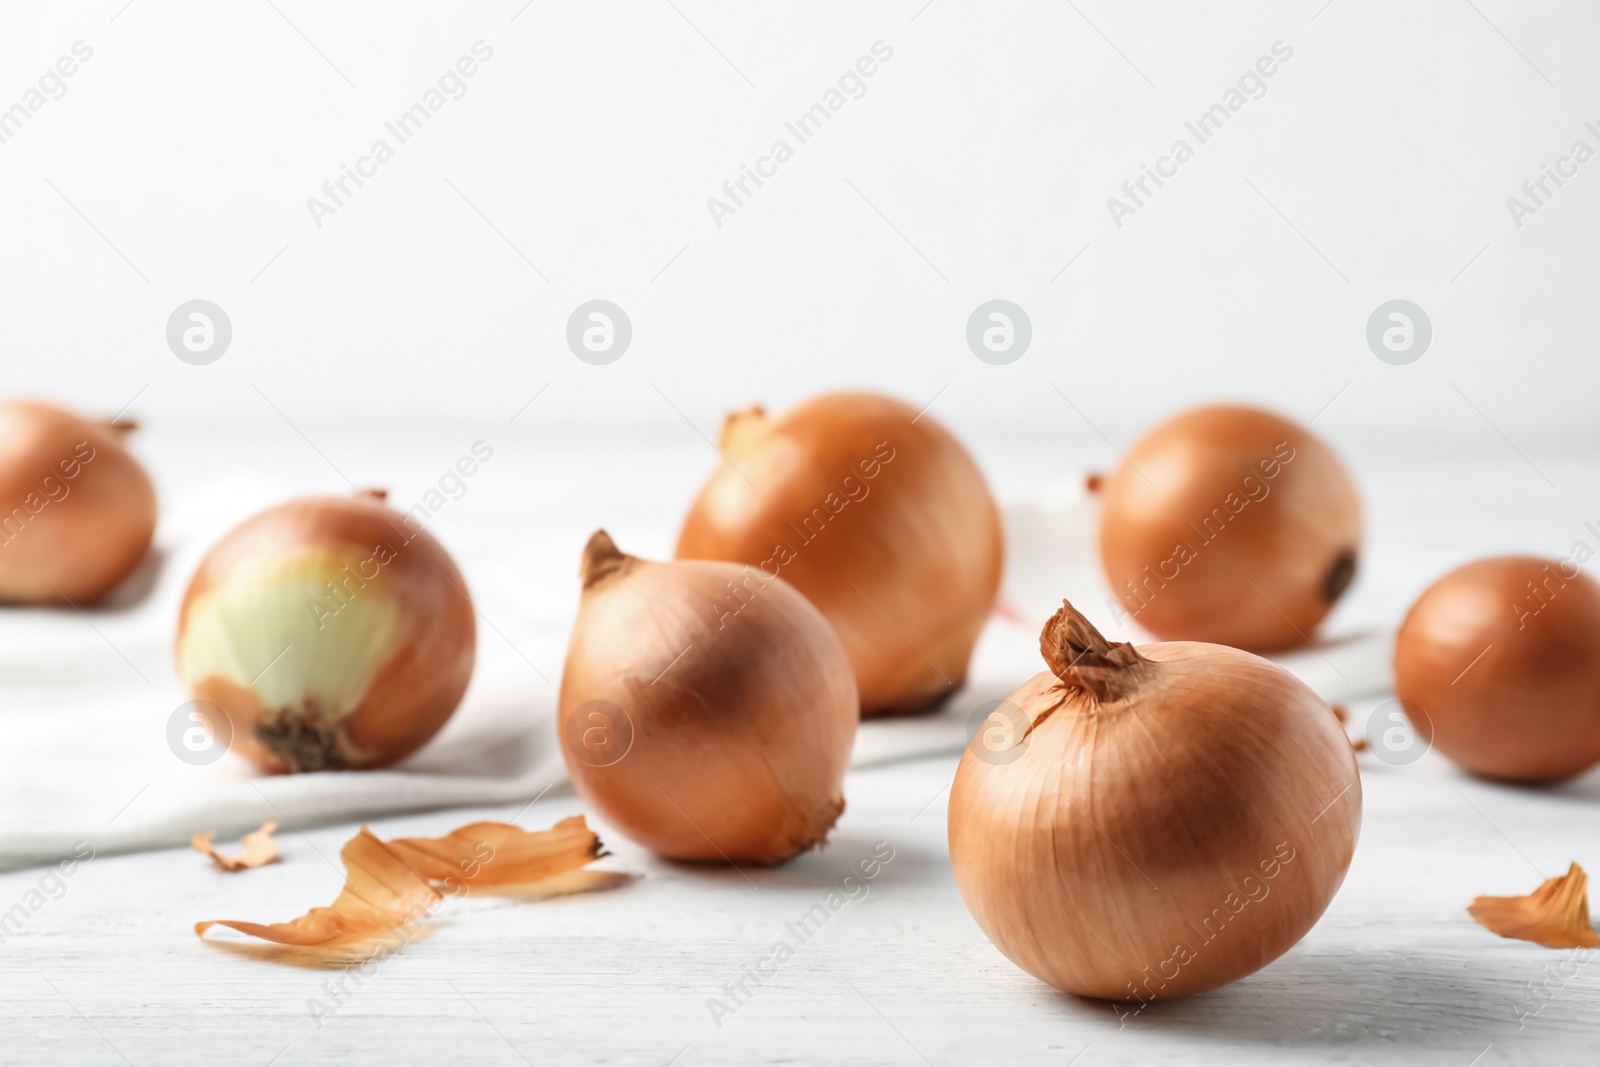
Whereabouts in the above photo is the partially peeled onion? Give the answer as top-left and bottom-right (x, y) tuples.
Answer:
(177, 489), (476, 772)
(1096, 404), (1361, 650)
(1394, 555), (1600, 782)
(949, 600), (1359, 1000)
(675, 391), (1003, 717)
(559, 531), (857, 864)
(0, 399), (156, 603)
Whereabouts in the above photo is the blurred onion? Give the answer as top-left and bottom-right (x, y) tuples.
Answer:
(1097, 404), (1361, 650)
(676, 391), (1003, 716)
(1395, 555), (1600, 782)
(0, 400), (156, 603)
(177, 489), (475, 772)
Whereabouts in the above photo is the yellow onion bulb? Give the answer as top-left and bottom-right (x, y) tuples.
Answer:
(1097, 404), (1361, 650)
(176, 490), (475, 773)
(949, 601), (1360, 1000)
(1394, 555), (1600, 783)
(0, 400), (157, 603)
(675, 391), (1003, 717)
(559, 531), (857, 864)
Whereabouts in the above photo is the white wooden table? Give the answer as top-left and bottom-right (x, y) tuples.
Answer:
(3, 753), (1599, 1066)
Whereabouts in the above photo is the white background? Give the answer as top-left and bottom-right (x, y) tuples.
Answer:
(2, 1), (1597, 450)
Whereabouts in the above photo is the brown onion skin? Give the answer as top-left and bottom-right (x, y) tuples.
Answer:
(1394, 556), (1600, 783)
(949, 602), (1360, 1000)
(675, 392), (1003, 717)
(1098, 405), (1361, 651)
(560, 532), (857, 864)
(177, 491), (475, 772)
(0, 400), (156, 603)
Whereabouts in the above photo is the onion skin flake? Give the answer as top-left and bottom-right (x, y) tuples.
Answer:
(1469, 863), (1600, 950)
(196, 816), (615, 950)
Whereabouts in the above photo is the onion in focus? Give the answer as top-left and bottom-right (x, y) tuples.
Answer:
(1097, 404), (1361, 650)
(675, 391), (1003, 717)
(949, 600), (1360, 1000)
(1394, 555), (1600, 783)
(559, 531), (857, 864)
(177, 489), (475, 773)
(0, 400), (157, 603)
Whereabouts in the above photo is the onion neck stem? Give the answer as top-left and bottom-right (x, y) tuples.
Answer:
(1040, 600), (1148, 704)
(717, 405), (769, 458)
(581, 530), (632, 589)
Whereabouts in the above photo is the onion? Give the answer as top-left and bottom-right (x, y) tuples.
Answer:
(176, 489), (476, 773)
(1394, 555), (1600, 782)
(1097, 404), (1361, 650)
(948, 600), (1360, 1001)
(675, 391), (1003, 717)
(559, 531), (857, 864)
(0, 400), (156, 603)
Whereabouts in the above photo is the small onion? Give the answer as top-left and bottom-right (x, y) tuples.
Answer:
(675, 391), (1003, 717)
(1394, 555), (1600, 783)
(0, 400), (156, 603)
(177, 490), (475, 773)
(559, 531), (857, 864)
(949, 600), (1360, 1000)
(1097, 404), (1361, 651)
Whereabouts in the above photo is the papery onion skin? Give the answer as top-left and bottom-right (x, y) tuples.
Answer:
(1394, 556), (1600, 783)
(560, 531), (857, 864)
(177, 490), (475, 773)
(674, 391), (1003, 717)
(1098, 405), (1361, 651)
(0, 400), (156, 603)
(949, 601), (1360, 1001)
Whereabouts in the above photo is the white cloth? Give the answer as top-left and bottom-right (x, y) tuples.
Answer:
(0, 443), (1390, 872)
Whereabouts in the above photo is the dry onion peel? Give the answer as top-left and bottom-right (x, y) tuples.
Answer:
(192, 820), (280, 872)
(196, 816), (610, 947)
(559, 531), (857, 864)
(1097, 404), (1361, 651)
(675, 392), (1003, 717)
(176, 488), (476, 773)
(386, 815), (604, 887)
(0, 399), (157, 603)
(197, 827), (439, 947)
(1468, 862), (1600, 949)
(949, 600), (1360, 1000)
(1328, 704), (1368, 752)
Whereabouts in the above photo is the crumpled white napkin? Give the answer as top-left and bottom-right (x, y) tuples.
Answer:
(0, 472), (1390, 872)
